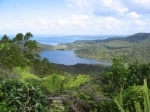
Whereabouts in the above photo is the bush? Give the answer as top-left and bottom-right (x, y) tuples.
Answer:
(0, 79), (48, 111)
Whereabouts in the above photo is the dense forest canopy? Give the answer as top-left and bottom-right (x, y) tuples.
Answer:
(0, 32), (150, 112)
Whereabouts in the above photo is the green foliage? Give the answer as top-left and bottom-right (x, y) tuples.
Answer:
(122, 86), (143, 111)
(55, 63), (108, 77)
(13, 67), (41, 84)
(0, 34), (12, 43)
(101, 57), (150, 96)
(0, 43), (26, 69)
(42, 74), (91, 94)
(56, 33), (150, 64)
(64, 74), (91, 89)
(32, 58), (59, 77)
(3, 32), (150, 112)
(114, 86), (144, 112)
(42, 74), (65, 94)
(0, 79), (48, 112)
(0, 32), (40, 70)
(100, 58), (150, 112)
(0, 32), (105, 112)
(99, 100), (119, 112)
(50, 100), (66, 112)
(127, 62), (150, 86)
(37, 43), (53, 51)
(143, 79), (150, 112)
(79, 92), (98, 108)
(115, 79), (150, 112)
(101, 57), (128, 96)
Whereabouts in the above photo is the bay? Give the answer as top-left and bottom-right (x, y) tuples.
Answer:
(40, 50), (111, 65)
(35, 35), (115, 65)
(32, 35), (111, 45)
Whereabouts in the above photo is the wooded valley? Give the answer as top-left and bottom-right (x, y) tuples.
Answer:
(0, 32), (150, 112)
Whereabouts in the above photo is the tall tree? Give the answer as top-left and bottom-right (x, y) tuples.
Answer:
(0, 34), (11, 43)
(24, 32), (33, 41)
(13, 32), (39, 60)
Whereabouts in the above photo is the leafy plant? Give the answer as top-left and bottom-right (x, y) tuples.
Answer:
(50, 100), (66, 112)
(13, 67), (41, 84)
(114, 79), (150, 112)
(0, 79), (48, 112)
(42, 74), (91, 95)
(42, 74), (65, 94)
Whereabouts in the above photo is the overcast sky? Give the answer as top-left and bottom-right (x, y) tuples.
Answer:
(0, 0), (150, 35)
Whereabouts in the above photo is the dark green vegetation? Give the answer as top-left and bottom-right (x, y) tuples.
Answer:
(61, 33), (150, 63)
(54, 63), (108, 76)
(37, 43), (54, 51)
(100, 58), (150, 112)
(115, 79), (150, 112)
(0, 32), (150, 112)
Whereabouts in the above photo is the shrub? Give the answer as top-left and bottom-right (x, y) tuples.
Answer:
(0, 79), (48, 111)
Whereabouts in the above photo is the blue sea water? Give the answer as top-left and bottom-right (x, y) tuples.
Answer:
(40, 50), (111, 65)
(37, 35), (113, 65)
(32, 35), (110, 45)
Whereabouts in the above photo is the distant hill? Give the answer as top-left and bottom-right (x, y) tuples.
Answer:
(37, 43), (53, 51)
(123, 33), (150, 42)
(71, 33), (150, 44)
(66, 33), (150, 63)
(37, 33), (150, 63)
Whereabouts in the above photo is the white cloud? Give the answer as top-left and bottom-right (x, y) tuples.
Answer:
(1, 0), (150, 35)
(1, 14), (149, 35)
(106, 23), (113, 29)
(39, 20), (48, 25)
(71, 14), (93, 27)
(132, 0), (150, 8)
(67, 3), (72, 7)
(127, 12), (140, 19)
(57, 20), (69, 26)
(0, 25), (13, 30)
(133, 20), (147, 27)
(66, 0), (91, 8)
(66, 0), (128, 16)
(66, 0), (150, 16)
(121, 0), (150, 13)
(64, 0), (150, 35)
(5, 25), (13, 29)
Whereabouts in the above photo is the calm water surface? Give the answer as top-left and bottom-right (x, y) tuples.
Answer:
(33, 36), (109, 45)
(34, 35), (116, 65)
(40, 50), (111, 65)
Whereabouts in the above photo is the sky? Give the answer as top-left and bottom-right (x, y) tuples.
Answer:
(0, 0), (150, 35)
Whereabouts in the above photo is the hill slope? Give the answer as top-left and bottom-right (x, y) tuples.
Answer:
(124, 33), (150, 42)
(66, 33), (150, 63)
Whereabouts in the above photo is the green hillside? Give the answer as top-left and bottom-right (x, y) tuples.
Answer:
(124, 33), (150, 42)
(65, 33), (150, 63)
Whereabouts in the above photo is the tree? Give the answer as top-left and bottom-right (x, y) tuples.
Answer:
(127, 62), (150, 87)
(115, 79), (150, 112)
(101, 57), (129, 96)
(12, 32), (40, 62)
(24, 32), (33, 41)
(0, 43), (25, 69)
(101, 57), (150, 97)
(0, 35), (11, 43)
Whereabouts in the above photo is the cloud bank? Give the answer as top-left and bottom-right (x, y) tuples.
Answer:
(0, 0), (150, 35)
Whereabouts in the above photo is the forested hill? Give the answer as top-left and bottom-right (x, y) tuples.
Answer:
(38, 33), (150, 51)
(123, 33), (150, 42)
(65, 33), (150, 63)
(70, 32), (150, 43)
